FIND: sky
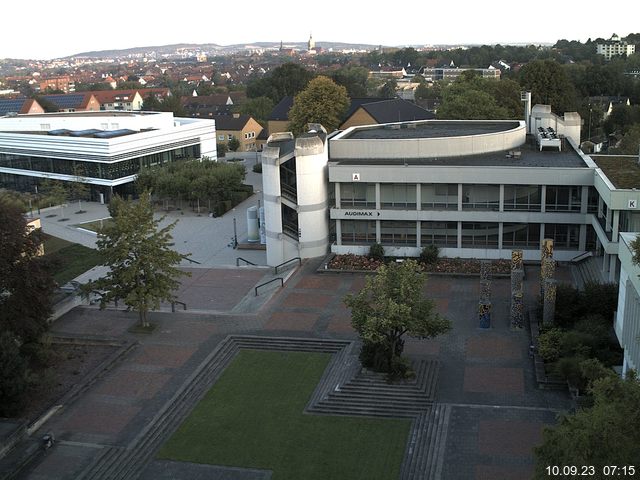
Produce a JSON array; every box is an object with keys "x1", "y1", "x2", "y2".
[{"x1": 2, "y1": 0, "x2": 639, "y2": 60}]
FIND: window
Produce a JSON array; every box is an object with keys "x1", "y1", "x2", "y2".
[
  {"x1": 421, "y1": 221, "x2": 457, "y2": 247},
  {"x1": 545, "y1": 186, "x2": 581, "y2": 212},
  {"x1": 502, "y1": 223, "x2": 540, "y2": 248},
  {"x1": 503, "y1": 185, "x2": 541, "y2": 211},
  {"x1": 462, "y1": 185, "x2": 499, "y2": 211},
  {"x1": 544, "y1": 224, "x2": 580, "y2": 249},
  {"x1": 380, "y1": 221, "x2": 416, "y2": 245},
  {"x1": 461, "y1": 222, "x2": 499, "y2": 247},
  {"x1": 421, "y1": 184, "x2": 458, "y2": 210},
  {"x1": 380, "y1": 184, "x2": 416, "y2": 209},
  {"x1": 341, "y1": 220, "x2": 376, "y2": 244},
  {"x1": 228, "y1": 134, "x2": 233, "y2": 141},
  {"x1": 218, "y1": 135, "x2": 225, "y2": 141},
  {"x1": 340, "y1": 183, "x2": 375, "y2": 208}
]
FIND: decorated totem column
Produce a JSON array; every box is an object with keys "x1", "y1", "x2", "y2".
[
  {"x1": 510, "y1": 250, "x2": 524, "y2": 330},
  {"x1": 479, "y1": 260, "x2": 492, "y2": 328},
  {"x1": 543, "y1": 279, "x2": 557, "y2": 326},
  {"x1": 540, "y1": 238, "x2": 557, "y2": 326}
]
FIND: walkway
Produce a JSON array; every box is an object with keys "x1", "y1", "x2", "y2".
[{"x1": 11, "y1": 259, "x2": 572, "y2": 480}]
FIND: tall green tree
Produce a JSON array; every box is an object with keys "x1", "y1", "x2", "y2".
[
  {"x1": 84, "y1": 193, "x2": 190, "y2": 327},
  {"x1": 519, "y1": 60, "x2": 577, "y2": 113},
  {"x1": 534, "y1": 370, "x2": 640, "y2": 477},
  {"x1": 0, "y1": 198, "x2": 54, "y2": 345},
  {"x1": 344, "y1": 260, "x2": 451, "y2": 374},
  {"x1": 379, "y1": 79, "x2": 398, "y2": 98},
  {"x1": 611, "y1": 124, "x2": 640, "y2": 154},
  {"x1": 288, "y1": 76, "x2": 349, "y2": 134},
  {"x1": 330, "y1": 65, "x2": 369, "y2": 98},
  {"x1": 238, "y1": 96, "x2": 274, "y2": 126},
  {"x1": 247, "y1": 63, "x2": 314, "y2": 103}
]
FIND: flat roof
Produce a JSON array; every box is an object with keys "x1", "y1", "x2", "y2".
[
  {"x1": 342, "y1": 121, "x2": 521, "y2": 140},
  {"x1": 592, "y1": 155, "x2": 640, "y2": 189},
  {"x1": 9, "y1": 111, "x2": 159, "y2": 118},
  {"x1": 331, "y1": 139, "x2": 588, "y2": 168}
]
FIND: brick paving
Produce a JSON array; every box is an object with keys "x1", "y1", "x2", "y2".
[{"x1": 16, "y1": 260, "x2": 576, "y2": 480}]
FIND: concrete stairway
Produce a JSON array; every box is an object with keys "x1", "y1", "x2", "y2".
[{"x1": 574, "y1": 256, "x2": 606, "y2": 289}]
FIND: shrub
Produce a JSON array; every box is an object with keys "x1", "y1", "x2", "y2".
[
  {"x1": 554, "y1": 356, "x2": 587, "y2": 390},
  {"x1": 369, "y1": 243, "x2": 385, "y2": 261},
  {"x1": 252, "y1": 163, "x2": 262, "y2": 173},
  {"x1": 216, "y1": 142, "x2": 227, "y2": 157},
  {"x1": 419, "y1": 245, "x2": 440, "y2": 265},
  {"x1": 0, "y1": 331, "x2": 29, "y2": 417},
  {"x1": 537, "y1": 328, "x2": 563, "y2": 362},
  {"x1": 554, "y1": 283, "x2": 583, "y2": 328},
  {"x1": 582, "y1": 282, "x2": 618, "y2": 320}
]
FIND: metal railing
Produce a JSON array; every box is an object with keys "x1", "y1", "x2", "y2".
[
  {"x1": 171, "y1": 301, "x2": 187, "y2": 312},
  {"x1": 274, "y1": 257, "x2": 301, "y2": 274},
  {"x1": 255, "y1": 277, "x2": 283, "y2": 296},
  {"x1": 236, "y1": 257, "x2": 257, "y2": 266},
  {"x1": 570, "y1": 251, "x2": 593, "y2": 263},
  {"x1": 181, "y1": 255, "x2": 201, "y2": 265}
]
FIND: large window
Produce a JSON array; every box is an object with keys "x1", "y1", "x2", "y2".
[
  {"x1": 461, "y1": 222, "x2": 499, "y2": 247},
  {"x1": 587, "y1": 186, "x2": 599, "y2": 214},
  {"x1": 420, "y1": 221, "x2": 458, "y2": 247},
  {"x1": 545, "y1": 186, "x2": 581, "y2": 212},
  {"x1": 340, "y1": 183, "x2": 376, "y2": 209},
  {"x1": 544, "y1": 223, "x2": 580, "y2": 249},
  {"x1": 380, "y1": 221, "x2": 417, "y2": 245},
  {"x1": 281, "y1": 204, "x2": 298, "y2": 239},
  {"x1": 502, "y1": 223, "x2": 541, "y2": 248},
  {"x1": 421, "y1": 184, "x2": 458, "y2": 210},
  {"x1": 462, "y1": 185, "x2": 499, "y2": 211},
  {"x1": 279, "y1": 158, "x2": 297, "y2": 202},
  {"x1": 380, "y1": 184, "x2": 416, "y2": 210},
  {"x1": 341, "y1": 220, "x2": 376, "y2": 245},
  {"x1": 503, "y1": 185, "x2": 541, "y2": 211}
]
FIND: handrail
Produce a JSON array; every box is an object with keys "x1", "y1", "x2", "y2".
[
  {"x1": 236, "y1": 257, "x2": 257, "y2": 266},
  {"x1": 255, "y1": 277, "x2": 283, "y2": 296},
  {"x1": 274, "y1": 257, "x2": 302, "y2": 274},
  {"x1": 181, "y1": 255, "x2": 201, "y2": 265},
  {"x1": 570, "y1": 251, "x2": 593, "y2": 263},
  {"x1": 171, "y1": 301, "x2": 187, "y2": 312}
]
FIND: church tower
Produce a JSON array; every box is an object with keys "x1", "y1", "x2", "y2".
[{"x1": 308, "y1": 33, "x2": 315, "y2": 52}]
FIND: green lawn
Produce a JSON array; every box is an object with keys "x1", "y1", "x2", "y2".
[
  {"x1": 75, "y1": 218, "x2": 113, "y2": 233},
  {"x1": 159, "y1": 350, "x2": 411, "y2": 480},
  {"x1": 43, "y1": 235, "x2": 102, "y2": 285}
]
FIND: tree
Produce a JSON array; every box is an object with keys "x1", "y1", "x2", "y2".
[
  {"x1": 611, "y1": 125, "x2": 640, "y2": 154},
  {"x1": 69, "y1": 165, "x2": 90, "y2": 212},
  {"x1": 344, "y1": 260, "x2": 451, "y2": 376},
  {"x1": 519, "y1": 60, "x2": 577, "y2": 113},
  {"x1": 228, "y1": 137, "x2": 241, "y2": 152},
  {"x1": 0, "y1": 331, "x2": 29, "y2": 416},
  {"x1": 84, "y1": 193, "x2": 190, "y2": 327},
  {"x1": 534, "y1": 370, "x2": 640, "y2": 477},
  {"x1": 238, "y1": 96, "x2": 274, "y2": 126},
  {"x1": 379, "y1": 79, "x2": 397, "y2": 98},
  {"x1": 288, "y1": 76, "x2": 349, "y2": 134},
  {"x1": 330, "y1": 65, "x2": 369, "y2": 98},
  {"x1": 0, "y1": 198, "x2": 54, "y2": 341},
  {"x1": 246, "y1": 63, "x2": 314, "y2": 103}
]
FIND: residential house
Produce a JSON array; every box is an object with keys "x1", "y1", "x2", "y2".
[
  {"x1": 91, "y1": 90, "x2": 144, "y2": 111},
  {"x1": 340, "y1": 99, "x2": 435, "y2": 130},
  {"x1": 0, "y1": 98, "x2": 45, "y2": 116},
  {"x1": 597, "y1": 34, "x2": 636, "y2": 60},
  {"x1": 40, "y1": 93, "x2": 100, "y2": 112},
  {"x1": 39, "y1": 76, "x2": 75, "y2": 93},
  {"x1": 214, "y1": 114, "x2": 263, "y2": 152}
]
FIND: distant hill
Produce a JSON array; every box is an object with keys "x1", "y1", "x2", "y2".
[{"x1": 69, "y1": 41, "x2": 384, "y2": 59}]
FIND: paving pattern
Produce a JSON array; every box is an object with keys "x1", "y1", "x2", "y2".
[{"x1": 10, "y1": 259, "x2": 574, "y2": 480}]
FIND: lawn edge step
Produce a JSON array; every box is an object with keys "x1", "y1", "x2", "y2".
[{"x1": 307, "y1": 407, "x2": 420, "y2": 419}]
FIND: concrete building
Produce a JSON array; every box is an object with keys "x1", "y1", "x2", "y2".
[
  {"x1": 419, "y1": 66, "x2": 501, "y2": 81},
  {"x1": 0, "y1": 111, "x2": 216, "y2": 201},
  {"x1": 596, "y1": 34, "x2": 636, "y2": 60}
]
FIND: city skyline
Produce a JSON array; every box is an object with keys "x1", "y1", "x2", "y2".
[{"x1": 2, "y1": 0, "x2": 639, "y2": 60}]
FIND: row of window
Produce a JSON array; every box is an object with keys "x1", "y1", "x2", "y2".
[
  {"x1": 339, "y1": 220, "x2": 592, "y2": 250},
  {"x1": 0, "y1": 145, "x2": 200, "y2": 180},
  {"x1": 338, "y1": 183, "x2": 598, "y2": 213}
]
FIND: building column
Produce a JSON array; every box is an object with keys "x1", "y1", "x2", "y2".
[
  {"x1": 416, "y1": 221, "x2": 422, "y2": 248},
  {"x1": 499, "y1": 184, "x2": 504, "y2": 212},
  {"x1": 335, "y1": 219, "x2": 342, "y2": 246},
  {"x1": 605, "y1": 207, "x2": 612, "y2": 233},
  {"x1": 598, "y1": 196, "x2": 604, "y2": 219},
  {"x1": 498, "y1": 222, "x2": 504, "y2": 251},
  {"x1": 603, "y1": 253, "x2": 609, "y2": 275},
  {"x1": 540, "y1": 185, "x2": 546, "y2": 213},
  {"x1": 458, "y1": 184, "x2": 463, "y2": 211},
  {"x1": 375, "y1": 183, "x2": 381, "y2": 210},
  {"x1": 580, "y1": 185, "x2": 589, "y2": 214},
  {"x1": 416, "y1": 184, "x2": 421, "y2": 211},
  {"x1": 376, "y1": 220, "x2": 381, "y2": 243},
  {"x1": 457, "y1": 221, "x2": 462, "y2": 249},
  {"x1": 612, "y1": 210, "x2": 620, "y2": 239},
  {"x1": 335, "y1": 183, "x2": 341, "y2": 209},
  {"x1": 539, "y1": 224, "x2": 545, "y2": 249},
  {"x1": 579, "y1": 224, "x2": 587, "y2": 251},
  {"x1": 609, "y1": 254, "x2": 618, "y2": 282}
]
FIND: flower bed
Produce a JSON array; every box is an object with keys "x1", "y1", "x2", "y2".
[{"x1": 327, "y1": 254, "x2": 511, "y2": 275}]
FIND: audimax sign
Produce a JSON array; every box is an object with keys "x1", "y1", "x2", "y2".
[{"x1": 344, "y1": 211, "x2": 381, "y2": 217}]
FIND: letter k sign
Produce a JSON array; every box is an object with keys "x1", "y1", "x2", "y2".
[{"x1": 629, "y1": 199, "x2": 637, "y2": 209}]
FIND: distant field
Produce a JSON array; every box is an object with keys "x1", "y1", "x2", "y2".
[
  {"x1": 42, "y1": 234, "x2": 102, "y2": 285},
  {"x1": 159, "y1": 349, "x2": 411, "y2": 480}
]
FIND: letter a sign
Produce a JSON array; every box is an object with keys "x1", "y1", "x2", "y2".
[{"x1": 352, "y1": 173, "x2": 361, "y2": 181}]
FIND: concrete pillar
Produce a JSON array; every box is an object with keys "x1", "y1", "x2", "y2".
[
  {"x1": 498, "y1": 222, "x2": 504, "y2": 250},
  {"x1": 376, "y1": 220, "x2": 381, "y2": 243},
  {"x1": 335, "y1": 183, "x2": 341, "y2": 209},
  {"x1": 458, "y1": 184, "x2": 463, "y2": 211},
  {"x1": 457, "y1": 221, "x2": 462, "y2": 249},
  {"x1": 612, "y1": 210, "x2": 620, "y2": 239},
  {"x1": 540, "y1": 185, "x2": 546, "y2": 213},
  {"x1": 579, "y1": 224, "x2": 587, "y2": 251},
  {"x1": 416, "y1": 184, "x2": 421, "y2": 211},
  {"x1": 609, "y1": 254, "x2": 618, "y2": 282},
  {"x1": 542, "y1": 278, "x2": 557, "y2": 326},
  {"x1": 335, "y1": 219, "x2": 342, "y2": 246},
  {"x1": 375, "y1": 183, "x2": 381, "y2": 210},
  {"x1": 416, "y1": 221, "x2": 421, "y2": 248},
  {"x1": 499, "y1": 184, "x2": 504, "y2": 212},
  {"x1": 605, "y1": 207, "x2": 612, "y2": 232},
  {"x1": 581, "y1": 185, "x2": 589, "y2": 214}
]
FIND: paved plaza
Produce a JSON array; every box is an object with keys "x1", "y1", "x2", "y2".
[{"x1": 4, "y1": 254, "x2": 574, "y2": 480}]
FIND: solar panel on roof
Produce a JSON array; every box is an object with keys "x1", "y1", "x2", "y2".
[
  {"x1": 42, "y1": 94, "x2": 85, "y2": 109},
  {"x1": 70, "y1": 129, "x2": 102, "y2": 137},
  {"x1": 93, "y1": 129, "x2": 136, "y2": 139},
  {"x1": 48, "y1": 129, "x2": 71, "y2": 136},
  {"x1": 0, "y1": 99, "x2": 26, "y2": 115}
]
